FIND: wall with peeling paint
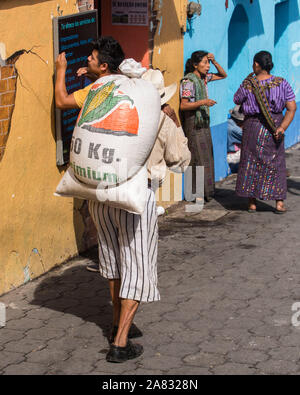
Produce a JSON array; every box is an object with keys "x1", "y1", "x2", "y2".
[{"x1": 0, "y1": 0, "x2": 97, "y2": 296}]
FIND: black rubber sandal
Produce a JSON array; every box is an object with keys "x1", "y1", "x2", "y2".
[
  {"x1": 274, "y1": 208, "x2": 287, "y2": 214},
  {"x1": 106, "y1": 340, "x2": 143, "y2": 363}
]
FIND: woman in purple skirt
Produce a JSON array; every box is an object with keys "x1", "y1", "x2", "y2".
[{"x1": 234, "y1": 51, "x2": 297, "y2": 213}]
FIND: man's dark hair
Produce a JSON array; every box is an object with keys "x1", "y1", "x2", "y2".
[{"x1": 92, "y1": 36, "x2": 125, "y2": 72}]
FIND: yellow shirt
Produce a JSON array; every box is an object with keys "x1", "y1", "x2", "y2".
[{"x1": 73, "y1": 83, "x2": 93, "y2": 108}]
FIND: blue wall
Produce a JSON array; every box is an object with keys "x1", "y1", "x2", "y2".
[{"x1": 184, "y1": 0, "x2": 300, "y2": 180}]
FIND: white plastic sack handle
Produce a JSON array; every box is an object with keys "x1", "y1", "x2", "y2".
[{"x1": 119, "y1": 58, "x2": 147, "y2": 78}]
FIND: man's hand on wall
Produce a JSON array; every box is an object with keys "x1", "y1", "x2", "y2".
[{"x1": 55, "y1": 52, "x2": 68, "y2": 72}]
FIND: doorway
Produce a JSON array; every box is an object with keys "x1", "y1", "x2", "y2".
[
  {"x1": 227, "y1": 4, "x2": 250, "y2": 109},
  {"x1": 94, "y1": 0, "x2": 150, "y2": 67},
  {"x1": 274, "y1": 0, "x2": 289, "y2": 78}
]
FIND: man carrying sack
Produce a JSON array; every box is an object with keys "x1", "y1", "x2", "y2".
[{"x1": 55, "y1": 37, "x2": 190, "y2": 363}]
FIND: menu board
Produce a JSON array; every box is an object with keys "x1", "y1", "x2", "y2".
[
  {"x1": 53, "y1": 10, "x2": 98, "y2": 165},
  {"x1": 112, "y1": 1, "x2": 148, "y2": 26}
]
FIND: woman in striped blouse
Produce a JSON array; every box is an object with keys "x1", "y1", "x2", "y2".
[
  {"x1": 180, "y1": 51, "x2": 227, "y2": 202},
  {"x1": 234, "y1": 51, "x2": 297, "y2": 213}
]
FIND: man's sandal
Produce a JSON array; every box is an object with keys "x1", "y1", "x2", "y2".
[{"x1": 106, "y1": 340, "x2": 143, "y2": 363}]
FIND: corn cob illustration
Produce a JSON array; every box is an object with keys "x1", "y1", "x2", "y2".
[{"x1": 78, "y1": 80, "x2": 134, "y2": 127}]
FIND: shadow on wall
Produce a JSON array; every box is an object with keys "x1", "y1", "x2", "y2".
[
  {"x1": 227, "y1": 3, "x2": 250, "y2": 108},
  {"x1": 232, "y1": 0, "x2": 264, "y2": 38},
  {"x1": 73, "y1": 198, "x2": 98, "y2": 255},
  {"x1": 228, "y1": 4, "x2": 249, "y2": 70},
  {"x1": 275, "y1": 0, "x2": 300, "y2": 46},
  {"x1": 151, "y1": 0, "x2": 183, "y2": 45}
]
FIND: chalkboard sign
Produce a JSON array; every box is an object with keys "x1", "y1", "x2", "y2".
[{"x1": 53, "y1": 10, "x2": 98, "y2": 165}]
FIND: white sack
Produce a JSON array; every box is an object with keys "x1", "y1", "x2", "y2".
[
  {"x1": 55, "y1": 73, "x2": 160, "y2": 214},
  {"x1": 119, "y1": 58, "x2": 147, "y2": 78},
  {"x1": 69, "y1": 74, "x2": 160, "y2": 187},
  {"x1": 55, "y1": 165, "x2": 148, "y2": 215}
]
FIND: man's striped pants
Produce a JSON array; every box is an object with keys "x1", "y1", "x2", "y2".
[{"x1": 88, "y1": 188, "x2": 160, "y2": 302}]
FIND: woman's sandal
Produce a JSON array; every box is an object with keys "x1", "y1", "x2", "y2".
[
  {"x1": 248, "y1": 198, "x2": 257, "y2": 213},
  {"x1": 275, "y1": 202, "x2": 287, "y2": 214}
]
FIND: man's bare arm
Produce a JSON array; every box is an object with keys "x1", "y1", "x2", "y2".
[{"x1": 55, "y1": 52, "x2": 79, "y2": 109}]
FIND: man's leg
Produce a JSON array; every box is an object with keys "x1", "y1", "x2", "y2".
[
  {"x1": 106, "y1": 189, "x2": 159, "y2": 362},
  {"x1": 108, "y1": 279, "x2": 143, "y2": 344},
  {"x1": 108, "y1": 279, "x2": 121, "y2": 327},
  {"x1": 113, "y1": 299, "x2": 140, "y2": 347},
  {"x1": 106, "y1": 297, "x2": 143, "y2": 363}
]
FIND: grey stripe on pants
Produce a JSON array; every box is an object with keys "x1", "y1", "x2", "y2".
[{"x1": 88, "y1": 188, "x2": 160, "y2": 303}]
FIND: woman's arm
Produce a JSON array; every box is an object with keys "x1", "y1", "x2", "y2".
[
  {"x1": 274, "y1": 100, "x2": 297, "y2": 140},
  {"x1": 180, "y1": 79, "x2": 216, "y2": 111},
  {"x1": 207, "y1": 53, "x2": 227, "y2": 81},
  {"x1": 180, "y1": 98, "x2": 216, "y2": 111},
  {"x1": 234, "y1": 85, "x2": 247, "y2": 105}
]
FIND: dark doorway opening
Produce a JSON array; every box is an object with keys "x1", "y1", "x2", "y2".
[{"x1": 227, "y1": 4, "x2": 250, "y2": 108}]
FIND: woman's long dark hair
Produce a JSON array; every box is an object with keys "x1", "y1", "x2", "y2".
[
  {"x1": 253, "y1": 51, "x2": 274, "y2": 73},
  {"x1": 185, "y1": 50, "x2": 209, "y2": 74}
]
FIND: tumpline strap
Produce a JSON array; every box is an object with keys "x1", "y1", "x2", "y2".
[{"x1": 245, "y1": 73, "x2": 277, "y2": 134}]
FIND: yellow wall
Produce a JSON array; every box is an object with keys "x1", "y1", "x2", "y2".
[
  {"x1": 151, "y1": 0, "x2": 187, "y2": 208},
  {"x1": 151, "y1": 0, "x2": 186, "y2": 113},
  {"x1": 0, "y1": 0, "x2": 86, "y2": 295},
  {"x1": 0, "y1": 0, "x2": 187, "y2": 295}
]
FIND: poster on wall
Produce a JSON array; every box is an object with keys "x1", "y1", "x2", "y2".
[
  {"x1": 112, "y1": 1, "x2": 148, "y2": 26},
  {"x1": 53, "y1": 10, "x2": 98, "y2": 166}
]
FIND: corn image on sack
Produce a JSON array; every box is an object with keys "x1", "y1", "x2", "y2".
[{"x1": 55, "y1": 74, "x2": 161, "y2": 214}]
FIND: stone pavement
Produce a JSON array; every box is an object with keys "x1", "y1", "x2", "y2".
[{"x1": 1, "y1": 145, "x2": 300, "y2": 375}]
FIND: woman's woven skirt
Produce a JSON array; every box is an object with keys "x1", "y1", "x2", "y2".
[
  {"x1": 183, "y1": 114, "x2": 215, "y2": 200},
  {"x1": 236, "y1": 113, "x2": 287, "y2": 200}
]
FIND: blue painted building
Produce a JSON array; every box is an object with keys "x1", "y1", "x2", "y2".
[{"x1": 184, "y1": 0, "x2": 300, "y2": 181}]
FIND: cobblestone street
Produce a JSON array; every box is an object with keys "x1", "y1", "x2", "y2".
[{"x1": 1, "y1": 145, "x2": 300, "y2": 375}]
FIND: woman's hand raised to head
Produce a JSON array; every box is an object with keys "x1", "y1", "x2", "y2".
[{"x1": 207, "y1": 53, "x2": 215, "y2": 63}]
